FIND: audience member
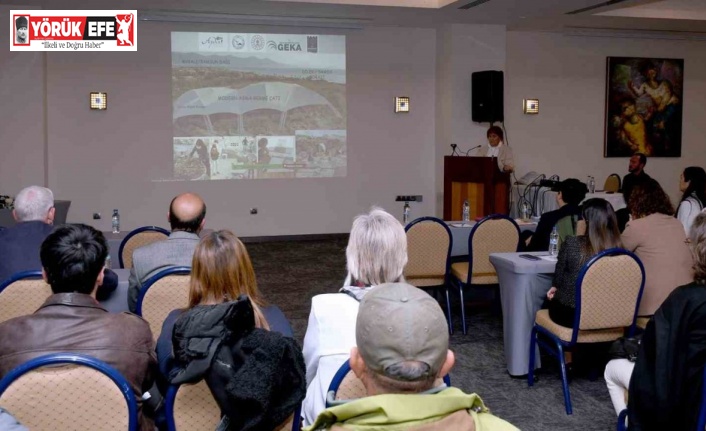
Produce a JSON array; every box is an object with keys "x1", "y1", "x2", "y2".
[
  {"x1": 475, "y1": 126, "x2": 514, "y2": 172},
  {"x1": 163, "y1": 233, "x2": 302, "y2": 429},
  {"x1": 546, "y1": 198, "x2": 622, "y2": 327},
  {"x1": 0, "y1": 186, "x2": 117, "y2": 299},
  {"x1": 526, "y1": 178, "x2": 588, "y2": 251},
  {"x1": 305, "y1": 283, "x2": 518, "y2": 430},
  {"x1": 156, "y1": 230, "x2": 292, "y2": 377},
  {"x1": 301, "y1": 207, "x2": 407, "y2": 425},
  {"x1": 676, "y1": 166, "x2": 706, "y2": 235},
  {"x1": 617, "y1": 153, "x2": 651, "y2": 231},
  {"x1": 625, "y1": 212, "x2": 706, "y2": 430},
  {"x1": 622, "y1": 179, "x2": 693, "y2": 316},
  {"x1": 128, "y1": 192, "x2": 206, "y2": 312},
  {"x1": 0, "y1": 224, "x2": 156, "y2": 431}
]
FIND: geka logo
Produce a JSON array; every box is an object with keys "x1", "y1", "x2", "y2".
[
  {"x1": 267, "y1": 40, "x2": 302, "y2": 52},
  {"x1": 11, "y1": 10, "x2": 137, "y2": 51}
]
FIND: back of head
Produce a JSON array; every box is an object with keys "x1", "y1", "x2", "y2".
[
  {"x1": 346, "y1": 207, "x2": 407, "y2": 286},
  {"x1": 635, "y1": 153, "x2": 647, "y2": 166},
  {"x1": 628, "y1": 179, "x2": 674, "y2": 218},
  {"x1": 168, "y1": 193, "x2": 206, "y2": 233},
  {"x1": 558, "y1": 178, "x2": 588, "y2": 206},
  {"x1": 582, "y1": 198, "x2": 622, "y2": 254},
  {"x1": 40, "y1": 223, "x2": 107, "y2": 294},
  {"x1": 14, "y1": 186, "x2": 54, "y2": 222},
  {"x1": 691, "y1": 213, "x2": 706, "y2": 285},
  {"x1": 681, "y1": 166, "x2": 706, "y2": 204},
  {"x1": 189, "y1": 230, "x2": 269, "y2": 329},
  {"x1": 356, "y1": 283, "x2": 449, "y2": 394}
]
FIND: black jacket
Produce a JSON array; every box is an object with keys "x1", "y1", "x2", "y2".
[
  {"x1": 170, "y1": 297, "x2": 306, "y2": 431},
  {"x1": 628, "y1": 282, "x2": 706, "y2": 430}
]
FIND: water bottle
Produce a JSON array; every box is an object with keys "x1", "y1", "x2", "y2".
[
  {"x1": 462, "y1": 200, "x2": 470, "y2": 222},
  {"x1": 549, "y1": 225, "x2": 559, "y2": 256},
  {"x1": 111, "y1": 209, "x2": 120, "y2": 234},
  {"x1": 521, "y1": 201, "x2": 530, "y2": 221},
  {"x1": 403, "y1": 202, "x2": 410, "y2": 225},
  {"x1": 105, "y1": 254, "x2": 112, "y2": 269},
  {"x1": 588, "y1": 176, "x2": 596, "y2": 194}
]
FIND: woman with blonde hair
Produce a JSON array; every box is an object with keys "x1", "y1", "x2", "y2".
[
  {"x1": 301, "y1": 207, "x2": 407, "y2": 425},
  {"x1": 156, "y1": 230, "x2": 292, "y2": 376}
]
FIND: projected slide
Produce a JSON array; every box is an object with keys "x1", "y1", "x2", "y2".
[{"x1": 171, "y1": 32, "x2": 346, "y2": 180}]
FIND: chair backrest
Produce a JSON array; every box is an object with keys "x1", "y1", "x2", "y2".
[
  {"x1": 404, "y1": 217, "x2": 452, "y2": 287},
  {"x1": 0, "y1": 271, "x2": 52, "y2": 324},
  {"x1": 0, "y1": 353, "x2": 138, "y2": 431},
  {"x1": 119, "y1": 226, "x2": 170, "y2": 269},
  {"x1": 572, "y1": 248, "x2": 645, "y2": 342},
  {"x1": 467, "y1": 214, "x2": 520, "y2": 284},
  {"x1": 604, "y1": 174, "x2": 621, "y2": 193},
  {"x1": 136, "y1": 267, "x2": 191, "y2": 341},
  {"x1": 166, "y1": 381, "x2": 221, "y2": 431},
  {"x1": 326, "y1": 359, "x2": 451, "y2": 407}
]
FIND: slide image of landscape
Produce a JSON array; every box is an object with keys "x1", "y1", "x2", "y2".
[{"x1": 294, "y1": 129, "x2": 346, "y2": 178}]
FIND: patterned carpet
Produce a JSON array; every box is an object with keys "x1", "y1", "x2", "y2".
[{"x1": 246, "y1": 238, "x2": 618, "y2": 431}]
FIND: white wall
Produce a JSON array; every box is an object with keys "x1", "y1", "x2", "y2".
[
  {"x1": 505, "y1": 31, "x2": 706, "y2": 203},
  {"x1": 434, "y1": 24, "x2": 506, "y2": 215},
  {"x1": 41, "y1": 23, "x2": 437, "y2": 235}
]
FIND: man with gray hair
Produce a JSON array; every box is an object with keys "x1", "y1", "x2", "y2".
[
  {"x1": 0, "y1": 186, "x2": 117, "y2": 298},
  {"x1": 306, "y1": 283, "x2": 518, "y2": 430}
]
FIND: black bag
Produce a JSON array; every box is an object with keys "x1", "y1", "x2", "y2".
[{"x1": 608, "y1": 334, "x2": 642, "y2": 362}]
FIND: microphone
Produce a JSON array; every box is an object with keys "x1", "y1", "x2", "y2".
[{"x1": 465, "y1": 145, "x2": 481, "y2": 156}]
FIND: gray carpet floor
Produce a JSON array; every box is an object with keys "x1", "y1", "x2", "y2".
[{"x1": 246, "y1": 238, "x2": 618, "y2": 431}]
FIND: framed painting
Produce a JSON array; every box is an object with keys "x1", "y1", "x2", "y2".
[{"x1": 604, "y1": 57, "x2": 684, "y2": 157}]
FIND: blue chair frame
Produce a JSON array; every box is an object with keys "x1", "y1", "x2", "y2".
[
  {"x1": 326, "y1": 359, "x2": 451, "y2": 408},
  {"x1": 0, "y1": 353, "x2": 139, "y2": 431},
  {"x1": 118, "y1": 226, "x2": 170, "y2": 268},
  {"x1": 0, "y1": 270, "x2": 43, "y2": 293},
  {"x1": 451, "y1": 214, "x2": 520, "y2": 335},
  {"x1": 405, "y1": 216, "x2": 454, "y2": 334},
  {"x1": 135, "y1": 266, "x2": 191, "y2": 316},
  {"x1": 528, "y1": 248, "x2": 645, "y2": 415},
  {"x1": 165, "y1": 383, "x2": 302, "y2": 431}
]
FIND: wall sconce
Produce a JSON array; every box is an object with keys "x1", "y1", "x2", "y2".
[
  {"x1": 522, "y1": 99, "x2": 539, "y2": 114},
  {"x1": 395, "y1": 96, "x2": 410, "y2": 113},
  {"x1": 90, "y1": 92, "x2": 107, "y2": 110}
]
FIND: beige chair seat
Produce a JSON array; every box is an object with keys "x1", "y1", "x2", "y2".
[
  {"x1": 405, "y1": 276, "x2": 445, "y2": 287},
  {"x1": 0, "y1": 273, "x2": 52, "y2": 324},
  {"x1": 450, "y1": 262, "x2": 498, "y2": 285},
  {"x1": 535, "y1": 309, "x2": 624, "y2": 343},
  {"x1": 636, "y1": 316, "x2": 650, "y2": 329}
]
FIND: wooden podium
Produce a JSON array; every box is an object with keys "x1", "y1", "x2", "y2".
[{"x1": 443, "y1": 156, "x2": 510, "y2": 220}]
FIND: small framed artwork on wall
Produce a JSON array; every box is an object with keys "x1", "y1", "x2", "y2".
[{"x1": 604, "y1": 57, "x2": 684, "y2": 157}]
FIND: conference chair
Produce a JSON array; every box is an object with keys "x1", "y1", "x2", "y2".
[
  {"x1": 528, "y1": 248, "x2": 645, "y2": 415},
  {"x1": 604, "y1": 174, "x2": 621, "y2": 193},
  {"x1": 326, "y1": 359, "x2": 451, "y2": 407},
  {"x1": 136, "y1": 266, "x2": 191, "y2": 342},
  {"x1": 166, "y1": 381, "x2": 302, "y2": 431},
  {"x1": 0, "y1": 353, "x2": 139, "y2": 431},
  {"x1": 0, "y1": 270, "x2": 51, "y2": 324},
  {"x1": 118, "y1": 226, "x2": 170, "y2": 269},
  {"x1": 165, "y1": 381, "x2": 221, "y2": 431},
  {"x1": 450, "y1": 214, "x2": 520, "y2": 334},
  {"x1": 404, "y1": 216, "x2": 453, "y2": 333}
]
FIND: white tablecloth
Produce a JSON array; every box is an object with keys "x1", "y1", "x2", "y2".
[
  {"x1": 489, "y1": 252, "x2": 557, "y2": 376},
  {"x1": 510, "y1": 186, "x2": 626, "y2": 219},
  {"x1": 99, "y1": 268, "x2": 129, "y2": 313}
]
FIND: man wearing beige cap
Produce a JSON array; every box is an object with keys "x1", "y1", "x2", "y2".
[{"x1": 305, "y1": 283, "x2": 518, "y2": 430}]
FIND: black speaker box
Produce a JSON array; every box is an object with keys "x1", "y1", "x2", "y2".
[{"x1": 472, "y1": 70, "x2": 504, "y2": 123}]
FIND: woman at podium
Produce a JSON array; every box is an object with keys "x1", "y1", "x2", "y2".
[{"x1": 475, "y1": 126, "x2": 514, "y2": 172}]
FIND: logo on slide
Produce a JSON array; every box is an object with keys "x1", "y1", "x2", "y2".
[
  {"x1": 231, "y1": 35, "x2": 245, "y2": 50},
  {"x1": 307, "y1": 36, "x2": 318, "y2": 53},
  {"x1": 10, "y1": 10, "x2": 137, "y2": 51},
  {"x1": 266, "y1": 40, "x2": 302, "y2": 52},
  {"x1": 250, "y1": 34, "x2": 265, "y2": 51}
]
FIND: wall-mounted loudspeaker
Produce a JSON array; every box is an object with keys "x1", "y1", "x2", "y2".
[{"x1": 471, "y1": 70, "x2": 504, "y2": 123}]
